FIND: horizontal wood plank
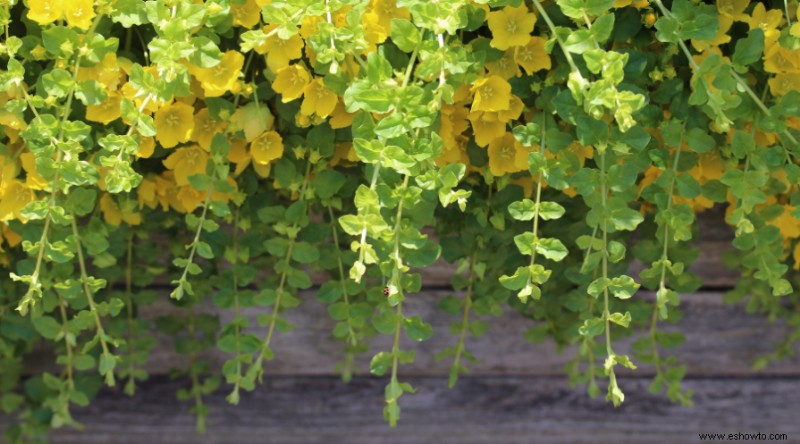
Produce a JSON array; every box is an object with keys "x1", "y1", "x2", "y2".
[
  {"x1": 26, "y1": 290, "x2": 798, "y2": 378},
  {"x1": 4, "y1": 375, "x2": 797, "y2": 444}
]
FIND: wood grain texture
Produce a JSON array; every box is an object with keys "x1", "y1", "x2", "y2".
[
  {"x1": 4, "y1": 375, "x2": 797, "y2": 444},
  {"x1": 24, "y1": 290, "x2": 797, "y2": 378}
]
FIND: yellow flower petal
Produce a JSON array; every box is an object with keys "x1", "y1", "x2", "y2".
[
  {"x1": 272, "y1": 64, "x2": 310, "y2": 102},
  {"x1": 154, "y1": 102, "x2": 195, "y2": 148},
  {"x1": 300, "y1": 78, "x2": 338, "y2": 118},
  {"x1": 163, "y1": 146, "x2": 209, "y2": 186},
  {"x1": 488, "y1": 6, "x2": 536, "y2": 51},
  {"x1": 27, "y1": 0, "x2": 64, "y2": 25},
  {"x1": 64, "y1": 0, "x2": 95, "y2": 30},
  {"x1": 250, "y1": 131, "x2": 284, "y2": 165},
  {"x1": 470, "y1": 76, "x2": 512, "y2": 113},
  {"x1": 488, "y1": 133, "x2": 528, "y2": 176}
]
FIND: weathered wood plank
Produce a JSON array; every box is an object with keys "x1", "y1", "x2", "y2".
[
  {"x1": 5, "y1": 375, "x2": 797, "y2": 444},
  {"x1": 26, "y1": 291, "x2": 797, "y2": 378}
]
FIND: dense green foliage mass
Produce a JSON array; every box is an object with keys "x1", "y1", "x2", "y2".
[{"x1": 2, "y1": 0, "x2": 800, "y2": 441}]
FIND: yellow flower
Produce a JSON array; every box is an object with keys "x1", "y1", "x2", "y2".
[
  {"x1": 177, "y1": 186, "x2": 205, "y2": 213},
  {"x1": 136, "y1": 136, "x2": 155, "y2": 158},
  {"x1": 769, "y1": 205, "x2": 800, "y2": 240},
  {"x1": 99, "y1": 194, "x2": 141, "y2": 226},
  {"x1": 329, "y1": 142, "x2": 359, "y2": 167},
  {"x1": 250, "y1": 131, "x2": 284, "y2": 165},
  {"x1": 191, "y1": 51, "x2": 244, "y2": 97},
  {"x1": 468, "y1": 111, "x2": 507, "y2": 147},
  {"x1": 769, "y1": 72, "x2": 800, "y2": 96},
  {"x1": 329, "y1": 100, "x2": 354, "y2": 129},
  {"x1": 272, "y1": 64, "x2": 310, "y2": 102},
  {"x1": 497, "y1": 95, "x2": 524, "y2": 122},
  {"x1": 138, "y1": 176, "x2": 159, "y2": 209},
  {"x1": 231, "y1": 0, "x2": 261, "y2": 28},
  {"x1": 192, "y1": 108, "x2": 224, "y2": 150},
  {"x1": 470, "y1": 76, "x2": 512, "y2": 112},
  {"x1": 0, "y1": 180, "x2": 34, "y2": 222},
  {"x1": 370, "y1": 0, "x2": 410, "y2": 30},
  {"x1": 86, "y1": 92, "x2": 122, "y2": 125},
  {"x1": 227, "y1": 137, "x2": 252, "y2": 176},
  {"x1": 20, "y1": 153, "x2": 47, "y2": 190},
  {"x1": 163, "y1": 146, "x2": 209, "y2": 186},
  {"x1": 256, "y1": 25, "x2": 305, "y2": 72},
  {"x1": 488, "y1": 6, "x2": 536, "y2": 51},
  {"x1": 794, "y1": 242, "x2": 800, "y2": 270},
  {"x1": 64, "y1": 0, "x2": 96, "y2": 30},
  {"x1": 614, "y1": 0, "x2": 649, "y2": 7},
  {"x1": 78, "y1": 54, "x2": 123, "y2": 89},
  {"x1": 747, "y1": 3, "x2": 782, "y2": 48},
  {"x1": 764, "y1": 44, "x2": 800, "y2": 74},
  {"x1": 717, "y1": 0, "x2": 749, "y2": 22},
  {"x1": 27, "y1": 0, "x2": 63, "y2": 25},
  {"x1": 487, "y1": 51, "x2": 522, "y2": 79},
  {"x1": 488, "y1": 133, "x2": 529, "y2": 176},
  {"x1": 515, "y1": 37, "x2": 551, "y2": 75},
  {"x1": 300, "y1": 78, "x2": 338, "y2": 118},
  {"x1": 154, "y1": 102, "x2": 195, "y2": 148}
]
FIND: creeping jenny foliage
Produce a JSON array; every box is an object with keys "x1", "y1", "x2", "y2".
[{"x1": 1, "y1": 0, "x2": 800, "y2": 439}]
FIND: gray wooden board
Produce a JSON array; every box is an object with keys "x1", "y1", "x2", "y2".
[
  {"x1": 2, "y1": 375, "x2": 798, "y2": 444},
  {"x1": 24, "y1": 291, "x2": 800, "y2": 377}
]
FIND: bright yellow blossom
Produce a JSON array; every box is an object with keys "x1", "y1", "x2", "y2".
[
  {"x1": 137, "y1": 176, "x2": 159, "y2": 209},
  {"x1": 27, "y1": 0, "x2": 63, "y2": 25},
  {"x1": 192, "y1": 109, "x2": 224, "y2": 150},
  {"x1": 231, "y1": 0, "x2": 261, "y2": 28},
  {"x1": 487, "y1": 51, "x2": 522, "y2": 79},
  {"x1": 515, "y1": 37, "x2": 551, "y2": 75},
  {"x1": 469, "y1": 111, "x2": 507, "y2": 147},
  {"x1": 256, "y1": 25, "x2": 305, "y2": 72},
  {"x1": 764, "y1": 44, "x2": 800, "y2": 74},
  {"x1": 488, "y1": 133, "x2": 529, "y2": 176},
  {"x1": 136, "y1": 137, "x2": 155, "y2": 158},
  {"x1": 747, "y1": 3, "x2": 783, "y2": 48},
  {"x1": 488, "y1": 6, "x2": 536, "y2": 51},
  {"x1": 272, "y1": 64, "x2": 310, "y2": 102},
  {"x1": 86, "y1": 92, "x2": 122, "y2": 125},
  {"x1": 20, "y1": 153, "x2": 47, "y2": 190},
  {"x1": 769, "y1": 205, "x2": 800, "y2": 239},
  {"x1": 154, "y1": 102, "x2": 195, "y2": 148},
  {"x1": 250, "y1": 131, "x2": 284, "y2": 165},
  {"x1": 329, "y1": 100, "x2": 354, "y2": 129},
  {"x1": 64, "y1": 0, "x2": 96, "y2": 30},
  {"x1": 717, "y1": 0, "x2": 749, "y2": 22},
  {"x1": 471, "y1": 76, "x2": 512, "y2": 113},
  {"x1": 191, "y1": 51, "x2": 244, "y2": 97},
  {"x1": 163, "y1": 146, "x2": 209, "y2": 186},
  {"x1": 227, "y1": 137, "x2": 252, "y2": 176},
  {"x1": 769, "y1": 72, "x2": 800, "y2": 96},
  {"x1": 300, "y1": 78, "x2": 338, "y2": 118},
  {"x1": 0, "y1": 180, "x2": 34, "y2": 222}
]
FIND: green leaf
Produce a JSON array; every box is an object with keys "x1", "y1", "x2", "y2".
[
  {"x1": 390, "y1": 19, "x2": 420, "y2": 53},
  {"x1": 607, "y1": 311, "x2": 632, "y2": 328},
  {"x1": 370, "y1": 352, "x2": 393, "y2": 376},
  {"x1": 535, "y1": 238, "x2": 569, "y2": 261},
  {"x1": 499, "y1": 266, "x2": 529, "y2": 291},
  {"x1": 732, "y1": 28, "x2": 765, "y2": 67},
  {"x1": 403, "y1": 316, "x2": 433, "y2": 341},
  {"x1": 685, "y1": 128, "x2": 715, "y2": 153},
  {"x1": 508, "y1": 199, "x2": 536, "y2": 221}
]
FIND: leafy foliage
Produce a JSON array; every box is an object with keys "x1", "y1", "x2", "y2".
[{"x1": 1, "y1": 0, "x2": 800, "y2": 440}]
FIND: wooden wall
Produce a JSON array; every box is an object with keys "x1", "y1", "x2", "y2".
[{"x1": 2, "y1": 213, "x2": 800, "y2": 444}]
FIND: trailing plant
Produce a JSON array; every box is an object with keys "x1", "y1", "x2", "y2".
[{"x1": 1, "y1": 0, "x2": 800, "y2": 440}]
